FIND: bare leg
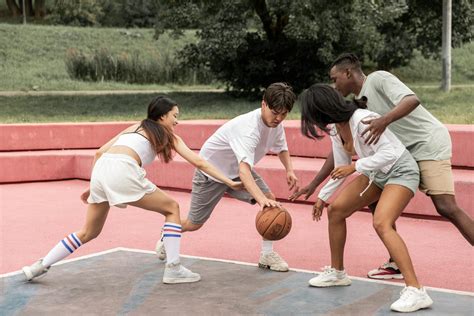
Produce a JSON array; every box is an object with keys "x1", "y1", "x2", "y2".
[
  {"x1": 76, "y1": 202, "x2": 110, "y2": 244},
  {"x1": 373, "y1": 185, "x2": 419, "y2": 288},
  {"x1": 328, "y1": 175, "x2": 381, "y2": 270},
  {"x1": 128, "y1": 188, "x2": 180, "y2": 221},
  {"x1": 431, "y1": 194, "x2": 474, "y2": 245}
]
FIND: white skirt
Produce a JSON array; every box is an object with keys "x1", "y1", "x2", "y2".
[{"x1": 87, "y1": 153, "x2": 156, "y2": 208}]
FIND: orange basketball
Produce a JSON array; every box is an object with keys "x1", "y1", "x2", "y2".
[{"x1": 255, "y1": 206, "x2": 292, "y2": 240}]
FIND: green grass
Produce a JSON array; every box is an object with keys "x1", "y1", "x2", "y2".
[
  {"x1": 0, "y1": 23, "x2": 473, "y2": 92},
  {"x1": 0, "y1": 23, "x2": 208, "y2": 91},
  {"x1": 0, "y1": 87, "x2": 472, "y2": 124}
]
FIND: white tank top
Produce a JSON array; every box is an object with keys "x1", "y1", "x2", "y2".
[{"x1": 112, "y1": 133, "x2": 156, "y2": 166}]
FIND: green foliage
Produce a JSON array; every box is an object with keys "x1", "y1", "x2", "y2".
[
  {"x1": 47, "y1": 0, "x2": 104, "y2": 26},
  {"x1": 156, "y1": 0, "x2": 473, "y2": 97},
  {"x1": 1, "y1": 86, "x2": 472, "y2": 123},
  {"x1": 65, "y1": 47, "x2": 213, "y2": 84}
]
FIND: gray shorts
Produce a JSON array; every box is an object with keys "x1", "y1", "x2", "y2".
[
  {"x1": 187, "y1": 169, "x2": 270, "y2": 224},
  {"x1": 363, "y1": 150, "x2": 420, "y2": 195}
]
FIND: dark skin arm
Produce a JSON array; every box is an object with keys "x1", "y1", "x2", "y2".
[
  {"x1": 361, "y1": 95, "x2": 420, "y2": 145},
  {"x1": 289, "y1": 151, "x2": 335, "y2": 201}
]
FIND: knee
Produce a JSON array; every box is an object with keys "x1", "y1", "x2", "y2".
[
  {"x1": 327, "y1": 204, "x2": 345, "y2": 223},
  {"x1": 372, "y1": 218, "x2": 393, "y2": 237},
  {"x1": 183, "y1": 220, "x2": 203, "y2": 232},
  {"x1": 434, "y1": 202, "x2": 460, "y2": 219},
  {"x1": 162, "y1": 199, "x2": 180, "y2": 217}
]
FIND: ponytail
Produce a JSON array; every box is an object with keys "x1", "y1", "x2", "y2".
[{"x1": 140, "y1": 118, "x2": 176, "y2": 163}]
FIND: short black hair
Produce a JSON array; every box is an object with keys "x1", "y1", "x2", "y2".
[
  {"x1": 330, "y1": 53, "x2": 362, "y2": 71},
  {"x1": 263, "y1": 82, "x2": 297, "y2": 113}
]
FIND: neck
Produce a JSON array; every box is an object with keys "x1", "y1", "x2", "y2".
[{"x1": 353, "y1": 72, "x2": 366, "y2": 95}]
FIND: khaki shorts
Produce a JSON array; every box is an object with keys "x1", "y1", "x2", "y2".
[
  {"x1": 187, "y1": 169, "x2": 270, "y2": 224},
  {"x1": 418, "y1": 159, "x2": 455, "y2": 195}
]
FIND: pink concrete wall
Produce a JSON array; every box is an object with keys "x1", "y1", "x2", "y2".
[{"x1": 1, "y1": 121, "x2": 471, "y2": 167}]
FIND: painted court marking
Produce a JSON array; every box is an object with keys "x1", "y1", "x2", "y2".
[{"x1": 3, "y1": 247, "x2": 472, "y2": 298}]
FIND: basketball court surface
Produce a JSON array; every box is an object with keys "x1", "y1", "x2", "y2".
[{"x1": 1, "y1": 180, "x2": 473, "y2": 315}]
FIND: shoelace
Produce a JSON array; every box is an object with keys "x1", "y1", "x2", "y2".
[
  {"x1": 320, "y1": 266, "x2": 335, "y2": 275},
  {"x1": 399, "y1": 287, "x2": 416, "y2": 302}
]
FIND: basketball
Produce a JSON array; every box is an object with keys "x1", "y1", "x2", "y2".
[{"x1": 255, "y1": 206, "x2": 292, "y2": 240}]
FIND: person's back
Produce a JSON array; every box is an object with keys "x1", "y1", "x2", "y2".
[{"x1": 359, "y1": 71, "x2": 451, "y2": 161}]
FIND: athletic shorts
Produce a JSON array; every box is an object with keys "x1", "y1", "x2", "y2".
[
  {"x1": 187, "y1": 169, "x2": 270, "y2": 224},
  {"x1": 418, "y1": 159, "x2": 455, "y2": 195},
  {"x1": 87, "y1": 153, "x2": 156, "y2": 208},
  {"x1": 363, "y1": 150, "x2": 420, "y2": 195}
]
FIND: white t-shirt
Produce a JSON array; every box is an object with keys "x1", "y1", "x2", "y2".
[
  {"x1": 318, "y1": 109, "x2": 406, "y2": 202},
  {"x1": 200, "y1": 109, "x2": 288, "y2": 181},
  {"x1": 357, "y1": 71, "x2": 451, "y2": 161}
]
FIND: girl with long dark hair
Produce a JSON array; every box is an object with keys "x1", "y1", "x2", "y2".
[
  {"x1": 22, "y1": 96, "x2": 242, "y2": 284},
  {"x1": 300, "y1": 84, "x2": 433, "y2": 313}
]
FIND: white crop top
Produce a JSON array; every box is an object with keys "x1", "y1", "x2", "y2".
[{"x1": 112, "y1": 133, "x2": 156, "y2": 166}]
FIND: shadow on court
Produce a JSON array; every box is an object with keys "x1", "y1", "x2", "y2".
[{"x1": 1, "y1": 249, "x2": 472, "y2": 315}]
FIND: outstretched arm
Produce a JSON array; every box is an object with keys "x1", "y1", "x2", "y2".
[
  {"x1": 174, "y1": 135, "x2": 241, "y2": 190},
  {"x1": 289, "y1": 151, "x2": 334, "y2": 201},
  {"x1": 362, "y1": 95, "x2": 420, "y2": 145}
]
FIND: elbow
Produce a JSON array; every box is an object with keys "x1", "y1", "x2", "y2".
[{"x1": 194, "y1": 158, "x2": 206, "y2": 170}]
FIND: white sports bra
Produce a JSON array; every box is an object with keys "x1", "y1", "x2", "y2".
[{"x1": 113, "y1": 133, "x2": 156, "y2": 166}]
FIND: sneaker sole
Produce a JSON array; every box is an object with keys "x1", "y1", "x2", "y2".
[
  {"x1": 367, "y1": 274, "x2": 404, "y2": 280},
  {"x1": 309, "y1": 280, "x2": 352, "y2": 287},
  {"x1": 391, "y1": 299, "x2": 433, "y2": 312},
  {"x1": 258, "y1": 263, "x2": 289, "y2": 272},
  {"x1": 163, "y1": 276, "x2": 201, "y2": 284}
]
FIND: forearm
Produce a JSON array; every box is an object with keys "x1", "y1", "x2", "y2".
[
  {"x1": 197, "y1": 161, "x2": 234, "y2": 187},
  {"x1": 310, "y1": 151, "x2": 334, "y2": 187},
  {"x1": 383, "y1": 95, "x2": 420, "y2": 124},
  {"x1": 278, "y1": 150, "x2": 294, "y2": 172},
  {"x1": 239, "y1": 163, "x2": 268, "y2": 205}
]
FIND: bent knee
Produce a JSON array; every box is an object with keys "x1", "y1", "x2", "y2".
[
  {"x1": 183, "y1": 221, "x2": 203, "y2": 232},
  {"x1": 372, "y1": 219, "x2": 393, "y2": 236},
  {"x1": 327, "y1": 204, "x2": 346, "y2": 222},
  {"x1": 162, "y1": 199, "x2": 180, "y2": 216}
]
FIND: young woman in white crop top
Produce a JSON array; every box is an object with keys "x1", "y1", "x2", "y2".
[
  {"x1": 22, "y1": 96, "x2": 242, "y2": 285},
  {"x1": 298, "y1": 84, "x2": 433, "y2": 312}
]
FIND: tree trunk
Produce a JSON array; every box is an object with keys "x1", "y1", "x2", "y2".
[
  {"x1": 25, "y1": 0, "x2": 34, "y2": 16},
  {"x1": 34, "y1": 0, "x2": 46, "y2": 18},
  {"x1": 6, "y1": 0, "x2": 22, "y2": 16}
]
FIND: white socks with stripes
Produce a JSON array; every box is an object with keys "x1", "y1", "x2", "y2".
[
  {"x1": 162, "y1": 222, "x2": 182, "y2": 265},
  {"x1": 42, "y1": 233, "x2": 83, "y2": 268}
]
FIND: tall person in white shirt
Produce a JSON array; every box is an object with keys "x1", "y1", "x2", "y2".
[
  {"x1": 156, "y1": 83, "x2": 298, "y2": 272},
  {"x1": 299, "y1": 84, "x2": 433, "y2": 313}
]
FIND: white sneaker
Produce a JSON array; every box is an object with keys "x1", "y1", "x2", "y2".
[
  {"x1": 22, "y1": 259, "x2": 49, "y2": 281},
  {"x1": 258, "y1": 251, "x2": 289, "y2": 272},
  {"x1": 390, "y1": 286, "x2": 433, "y2": 313},
  {"x1": 309, "y1": 266, "x2": 352, "y2": 287},
  {"x1": 368, "y1": 261, "x2": 403, "y2": 280},
  {"x1": 163, "y1": 262, "x2": 201, "y2": 284},
  {"x1": 155, "y1": 239, "x2": 167, "y2": 261}
]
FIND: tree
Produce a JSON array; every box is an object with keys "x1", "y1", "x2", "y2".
[
  {"x1": 155, "y1": 0, "x2": 472, "y2": 96},
  {"x1": 5, "y1": 0, "x2": 46, "y2": 18}
]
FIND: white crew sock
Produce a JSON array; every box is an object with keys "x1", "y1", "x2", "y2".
[
  {"x1": 261, "y1": 239, "x2": 273, "y2": 255},
  {"x1": 162, "y1": 222, "x2": 182, "y2": 265},
  {"x1": 42, "y1": 233, "x2": 83, "y2": 267}
]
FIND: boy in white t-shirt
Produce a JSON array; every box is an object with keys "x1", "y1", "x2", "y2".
[{"x1": 156, "y1": 83, "x2": 298, "y2": 271}]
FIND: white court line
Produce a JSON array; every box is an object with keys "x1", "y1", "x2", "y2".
[{"x1": 3, "y1": 246, "x2": 473, "y2": 298}]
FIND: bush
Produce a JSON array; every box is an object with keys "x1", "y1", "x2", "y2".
[
  {"x1": 65, "y1": 48, "x2": 213, "y2": 85},
  {"x1": 47, "y1": 0, "x2": 104, "y2": 27}
]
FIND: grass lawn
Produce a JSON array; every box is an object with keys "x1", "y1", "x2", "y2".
[{"x1": 1, "y1": 86, "x2": 472, "y2": 124}]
